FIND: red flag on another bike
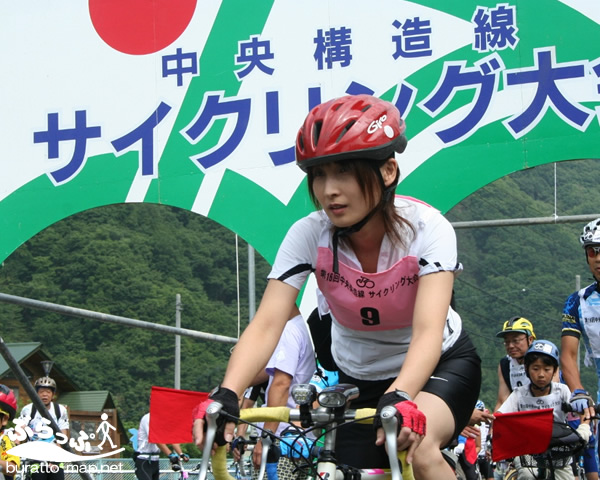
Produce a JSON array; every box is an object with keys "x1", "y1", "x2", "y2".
[
  {"x1": 149, "y1": 386, "x2": 209, "y2": 443},
  {"x1": 492, "y1": 408, "x2": 554, "y2": 461}
]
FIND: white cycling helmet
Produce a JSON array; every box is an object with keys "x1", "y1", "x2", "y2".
[{"x1": 580, "y1": 218, "x2": 600, "y2": 248}]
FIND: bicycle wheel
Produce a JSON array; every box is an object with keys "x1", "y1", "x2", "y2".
[{"x1": 503, "y1": 467, "x2": 518, "y2": 480}]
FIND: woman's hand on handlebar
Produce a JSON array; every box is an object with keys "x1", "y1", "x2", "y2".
[
  {"x1": 192, "y1": 416, "x2": 238, "y2": 454},
  {"x1": 374, "y1": 393, "x2": 426, "y2": 464},
  {"x1": 375, "y1": 422, "x2": 424, "y2": 464},
  {"x1": 191, "y1": 387, "x2": 240, "y2": 451}
]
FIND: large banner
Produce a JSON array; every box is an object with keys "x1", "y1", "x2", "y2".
[{"x1": 1, "y1": 1, "x2": 599, "y2": 264}]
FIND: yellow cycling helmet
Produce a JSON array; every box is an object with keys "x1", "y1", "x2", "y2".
[{"x1": 496, "y1": 316, "x2": 536, "y2": 339}]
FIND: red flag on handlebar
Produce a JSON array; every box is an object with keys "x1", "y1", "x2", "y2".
[
  {"x1": 492, "y1": 408, "x2": 554, "y2": 461},
  {"x1": 149, "y1": 386, "x2": 209, "y2": 443}
]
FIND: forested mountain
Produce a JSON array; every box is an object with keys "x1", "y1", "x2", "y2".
[
  {"x1": 1, "y1": 158, "x2": 599, "y2": 426},
  {"x1": 446, "y1": 158, "x2": 600, "y2": 408},
  {"x1": 0, "y1": 206, "x2": 271, "y2": 423}
]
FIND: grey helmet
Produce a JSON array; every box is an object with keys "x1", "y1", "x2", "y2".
[{"x1": 34, "y1": 376, "x2": 56, "y2": 391}]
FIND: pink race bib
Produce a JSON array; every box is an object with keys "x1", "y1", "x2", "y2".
[{"x1": 316, "y1": 247, "x2": 419, "y2": 331}]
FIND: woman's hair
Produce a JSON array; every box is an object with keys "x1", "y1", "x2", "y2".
[{"x1": 306, "y1": 158, "x2": 414, "y2": 247}]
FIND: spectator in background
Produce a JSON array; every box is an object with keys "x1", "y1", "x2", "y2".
[
  {"x1": 494, "y1": 317, "x2": 537, "y2": 412},
  {"x1": 473, "y1": 401, "x2": 494, "y2": 480},
  {"x1": 134, "y1": 412, "x2": 188, "y2": 480},
  {"x1": 251, "y1": 309, "x2": 315, "y2": 480},
  {"x1": 18, "y1": 376, "x2": 69, "y2": 480}
]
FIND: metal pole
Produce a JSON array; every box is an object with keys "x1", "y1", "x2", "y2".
[
  {"x1": 452, "y1": 214, "x2": 600, "y2": 229},
  {"x1": 576, "y1": 275, "x2": 581, "y2": 372},
  {"x1": 0, "y1": 337, "x2": 94, "y2": 480},
  {"x1": 0, "y1": 292, "x2": 237, "y2": 345},
  {"x1": 175, "y1": 294, "x2": 181, "y2": 389},
  {"x1": 248, "y1": 245, "x2": 256, "y2": 321}
]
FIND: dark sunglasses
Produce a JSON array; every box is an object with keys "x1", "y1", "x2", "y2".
[{"x1": 586, "y1": 246, "x2": 600, "y2": 258}]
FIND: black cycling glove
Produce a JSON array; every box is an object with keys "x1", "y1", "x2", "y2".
[{"x1": 192, "y1": 386, "x2": 240, "y2": 446}]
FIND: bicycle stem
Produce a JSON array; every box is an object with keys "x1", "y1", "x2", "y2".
[
  {"x1": 380, "y1": 406, "x2": 401, "y2": 480},
  {"x1": 199, "y1": 402, "x2": 222, "y2": 480},
  {"x1": 257, "y1": 430, "x2": 273, "y2": 480}
]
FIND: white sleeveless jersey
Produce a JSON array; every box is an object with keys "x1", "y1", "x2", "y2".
[
  {"x1": 508, "y1": 356, "x2": 530, "y2": 390},
  {"x1": 269, "y1": 195, "x2": 463, "y2": 380},
  {"x1": 497, "y1": 382, "x2": 570, "y2": 422}
]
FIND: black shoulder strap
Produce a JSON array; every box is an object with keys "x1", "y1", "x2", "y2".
[
  {"x1": 30, "y1": 402, "x2": 62, "y2": 424},
  {"x1": 500, "y1": 356, "x2": 512, "y2": 392}
]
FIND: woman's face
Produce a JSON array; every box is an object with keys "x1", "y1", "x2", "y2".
[{"x1": 311, "y1": 161, "x2": 373, "y2": 228}]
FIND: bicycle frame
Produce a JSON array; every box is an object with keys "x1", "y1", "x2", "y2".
[{"x1": 197, "y1": 384, "x2": 413, "y2": 480}]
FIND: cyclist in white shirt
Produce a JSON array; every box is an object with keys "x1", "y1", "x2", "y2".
[{"x1": 192, "y1": 94, "x2": 481, "y2": 480}]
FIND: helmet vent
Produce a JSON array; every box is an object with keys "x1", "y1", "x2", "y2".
[
  {"x1": 312, "y1": 120, "x2": 323, "y2": 147},
  {"x1": 336, "y1": 120, "x2": 356, "y2": 144},
  {"x1": 361, "y1": 104, "x2": 372, "y2": 112}
]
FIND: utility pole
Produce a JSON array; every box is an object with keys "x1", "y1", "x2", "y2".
[
  {"x1": 175, "y1": 294, "x2": 181, "y2": 389},
  {"x1": 576, "y1": 275, "x2": 581, "y2": 372}
]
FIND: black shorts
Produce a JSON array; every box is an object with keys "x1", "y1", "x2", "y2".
[
  {"x1": 334, "y1": 329, "x2": 481, "y2": 468},
  {"x1": 134, "y1": 457, "x2": 160, "y2": 480}
]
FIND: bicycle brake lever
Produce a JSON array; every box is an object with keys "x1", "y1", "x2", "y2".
[
  {"x1": 198, "y1": 401, "x2": 222, "y2": 480},
  {"x1": 257, "y1": 431, "x2": 273, "y2": 480},
  {"x1": 380, "y1": 406, "x2": 401, "y2": 480}
]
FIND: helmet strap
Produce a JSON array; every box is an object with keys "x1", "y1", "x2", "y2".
[
  {"x1": 332, "y1": 211, "x2": 376, "y2": 274},
  {"x1": 529, "y1": 381, "x2": 551, "y2": 394}
]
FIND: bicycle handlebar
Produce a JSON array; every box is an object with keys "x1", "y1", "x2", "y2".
[
  {"x1": 200, "y1": 404, "x2": 413, "y2": 480},
  {"x1": 562, "y1": 401, "x2": 600, "y2": 419}
]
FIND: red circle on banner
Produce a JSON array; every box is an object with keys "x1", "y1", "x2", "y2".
[{"x1": 89, "y1": 0, "x2": 197, "y2": 55}]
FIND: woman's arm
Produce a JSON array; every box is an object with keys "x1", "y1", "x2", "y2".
[
  {"x1": 376, "y1": 271, "x2": 453, "y2": 462},
  {"x1": 387, "y1": 271, "x2": 454, "y2": 396}
]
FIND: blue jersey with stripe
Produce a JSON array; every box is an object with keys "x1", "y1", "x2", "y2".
[{"x1": 562, "y1": 282, "x2": 600, "y2": 399}]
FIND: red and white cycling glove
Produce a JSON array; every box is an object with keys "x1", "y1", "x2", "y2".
[
  {"x1": 192, "y1": 386, "x2": 239, "y2": 445},
  {"x1": 374, "y1": 391, "x2": 426, "y2": 436}
]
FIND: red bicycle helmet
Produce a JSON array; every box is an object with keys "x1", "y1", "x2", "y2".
[
  {"x1": 295, "y1": 94, "x2": 407, "y2": 172},
  {"x1": 0, "y1": 384, "x2": 17, "y2": 421}
]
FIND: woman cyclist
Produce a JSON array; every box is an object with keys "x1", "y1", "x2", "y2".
[{"x1": 192, "y1": 94, "x2": 481, "y2": 479}]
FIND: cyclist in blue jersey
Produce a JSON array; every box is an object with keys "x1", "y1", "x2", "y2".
[{"x1": 561, "y1": 217, "x2": 600, "y2": 480}]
